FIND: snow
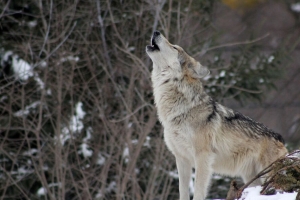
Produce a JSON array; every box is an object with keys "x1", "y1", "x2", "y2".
[
  {"x1": 168, "y1": 170, "x2": 179, "y2": 179},
  {"x1": 190, "y1": 172, "x2": 195, "y2": 196},
  {"x1": 60, "y1": 56, "x2": 79, "y2": 63},
  {"x1": 2, "y1": 51, "x2": 13, "y2": 64},
  {"x1": 59, "y1": 128, "x2": 71, "y2": 145},
  {"x1": 268, "y1": 55, "x2": 275, "y2": 63},
  {"x1": 60, "y1": 102, "x2": 86, "y2": 145},
  {"x1": 168, "y1": 170, "x2": 196, "y2": 196},
  {"x1": 2, "y1": 51, "x2": 46, "y2": 89},
  {"x1": 127, "y1": 122, "x2": 133, "y2": 128},
  {"x1": 76, "y1": 102, "x2": 86, "y2": 119},
  {"x1": 34, "y1": 76, "x2": 45, "y2": 89},
  {"x1": 37, "y1": 183, "x2": 62, "y2": 196},
  {"x1": 131, "y1": 139, "x2": 138, "y2": 144},
  {"x1": 95, "y1": 191, "x2": 103, "y2": 198},
  {"x1": 212, "y1": 174, "x2": 223, "y2": 180},
  {"x1": 239, "y1": 186, "x2": 297, "y2": 200},
  {"x1": 27, "y1": 20, "x2": 37, "y2": 28},
  {"x1": 291, "y1": 3, "x2": 300, "y2": 12},
  {"x1": 203, "y1": 74, "x2": 211, "y2": 81},
  {"x1": 12, "y1": 55, "x2": 33, "y2": 81},
  {"x1": 97, "y1": 153, "x2": 106, "y2": 165},
  {"x1": 39, "y1": 61, "x2": 47, "y2": 68},
  {"x1": 0, "y1": 96, "x2": 7, "y2": 102},
  {"x1": 23, "y1": 148, "x2": 38, "y2": 156},
  {"x1": 287, "y1": 150, "x2": 300, "y2": 159},
  {"x1": 106, "y1": 181, "x2": 116, "y2": 193},
  {"x1": 128, "y1": 46, "x2": 135, "y2": 52},
  {"x1": 14, "y1": 101, "x2": 41, "y2": 117},
  {"x1": 80, "y1": 143, "x2": 93, "y2": 157},
  {"x1": 219, "y1": 70, "x2": 226, "y2": 77},
  {"x1": 143, "y1": 136, "x2": 151, "y2": 148},
  {"x1": 70, "y1": 102, "x2": 86, "y2": 132},
  {"x1": 78, "y1": 127, "x2": 93, "y2": 158},
  {"x1": 37, "y1": 187, "x2": 46, "y2": 196},
  {"x1": 123, "y1": 146, "x2": 129, "y2": 163}
]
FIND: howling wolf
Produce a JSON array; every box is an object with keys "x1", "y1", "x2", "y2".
[{"x1": 146, "y1": 31, "x2": 287, "y2": 200}]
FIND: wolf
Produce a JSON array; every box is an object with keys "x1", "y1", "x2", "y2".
[{"x1": 146, "y1": 31, "x2": 287, "y2": 200}]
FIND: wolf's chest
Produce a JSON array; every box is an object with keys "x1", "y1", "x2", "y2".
[{"x1": 163, "y1": 127, "x2": 195, "y2": 165}]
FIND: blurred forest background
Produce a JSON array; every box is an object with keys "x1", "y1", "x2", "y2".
[{"x1": 0, "y1": 0, "x2": 299, "y2": 199}]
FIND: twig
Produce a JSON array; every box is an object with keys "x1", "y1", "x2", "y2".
[
  {"x1": 109, "y1": 104, "x2": 152, "y2": 123},
  {"x1": 34, "y1": 21, "x2": 77, "y2": 69},
  {"x1": 211, "y1": 84, "x2": 263, "y2": 94},
  {"x1": 193, "y1": 33, "x2": 270, "y2": 57},
  {"x1": 236, "y1": 151, "x2": 300, "y2": 198},
  {"x1": 39, "y1": 0, "x2": 53, "y2": 57},
  {"x1": 96, "y1": 0, "x2": 113, "y2": 72},
  {"x1": 236, "y1": 155, "x2": 287, "y2": 199},
  {"x1": 226, "y1": 180, "x2": 239, "y2": 200},
  {"x1": 208, "y1": 33, "x2": 270, "y2": 51},
  {"x1": 0, "y1": 0, "x2": 10, "y2": 19}
]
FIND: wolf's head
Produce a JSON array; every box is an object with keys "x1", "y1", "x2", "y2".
[{"x1": 146, "y1": 31, "x2": 210, "y2": 80}]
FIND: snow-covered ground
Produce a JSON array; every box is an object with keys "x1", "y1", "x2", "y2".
[{"x1": 239, "y1": 186, "x2": 297, "y2": 200}]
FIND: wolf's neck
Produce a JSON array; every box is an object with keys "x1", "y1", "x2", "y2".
[{"x1": 152, "y1": 73, "x2": 210, "y2": 124}]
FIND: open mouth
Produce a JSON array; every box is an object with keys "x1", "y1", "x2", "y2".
[
  {"x1": 146, "y1": 31, "x2": 160, "y2": 52},
  {"x1": 146, "y1": 39, "x2": 160, "y2": 51}
]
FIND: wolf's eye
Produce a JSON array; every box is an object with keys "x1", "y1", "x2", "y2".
[{"x1": 173, "y1": 46, "x2": 178, "y2": 50}]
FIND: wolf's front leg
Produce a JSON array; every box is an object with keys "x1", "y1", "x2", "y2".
[
  {"x1": 193, "y1": 152, "x2": 214, "y2": 200},
  {"x1": 176, "y1": 157, "x2": 192, "y2": 200}
]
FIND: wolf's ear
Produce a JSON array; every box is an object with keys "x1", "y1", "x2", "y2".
[{"x1": 189, "y1": 62, "x2": 210, "y2": 79}]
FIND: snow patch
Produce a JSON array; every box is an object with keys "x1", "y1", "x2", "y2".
[
  {"x1": 259, "y1": 78, "x2": 264, "y2": 83},
  {"x1": 28, "y1": 20, "x2": 37, "y2": 28},
  {"x1": 2, "y1": 51, "x2": 13, "y2": 65},
  {"x1": 2, "y1": 51, "x2": 45, "y2": 89},
  {"x1": 97, "y1": 153, "x2": 106, "y2": 165},
  {"x1": 78, "y1": 127, "x2": 93, "y2": 158},
  {"x1": 12, "y1": 55, "x2": 33, "y2": 81},
  {"x1": 203, "y1": 74, "x2": 211, "y2": 81},
  {"x1": 268, "y1": 55, "x2": 275, "y2": 63},
  {"x1": 219, "y1": 70, "x2": 226, "y2": 77},
  {"x1": 23, "y1": 148, "x2": 38, "y2": 156},
  {"x1": 59, "y1": 102, "x2": 86, "y2": 145},
  {"x1": 168, "y1": 170, "x2": 178, "y2": 179},
  {"x1": 70, "y1": 102, "x2": 86, "y2": 132},
  {"x1": 80, "y1": 143, "x2": 93, "y2": 157},
  {"x1": 189, "y1": 172, "x2": 195, "y2": 196},
  {"x1": 143, "y1": 136, "x2": 151, "y2": 148},
  {"x1": 127, "y1": 122, "x2": 133, "y2": 128},
  {"x1": 128, "y1": 46, "x2": 135, "y2": 52},
  {"x1": 291, "y1": 3, "x2": 300, "y2": 12},
  {"x1": 14, "y1": 101, "x2": 41, "y2": 117},
  {"x1": 39, "y1": 61, "x2": 47, "y2": 68},
  {"x1": 37, "y1": 187, "x2": 46, "y2": 196},
  {"x1": 60, "y1": 56, "x2": 79, "y2": 63},
  {"x1": 239, "y1": 186, "x2": 297, "y2": 200},
  {"x1": 106, "y1": 181, "x2": 116, "y2": 193},
  {"x1": 212, "y1": 174, "x2": 223, "y2": 180},
  {"x1": 123, "y1": 146, "x2": 129, "y2": 163},
  {"x1": 131, "y1": 139, "x2": 138, "y2": 144},
  {"x1": 37, "y1": 183, "x2": 62, "y2": 197}
]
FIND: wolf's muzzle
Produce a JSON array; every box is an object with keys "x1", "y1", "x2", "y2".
[{"x1": 146, "y1": 31, "x2": 161, "y2": 52}]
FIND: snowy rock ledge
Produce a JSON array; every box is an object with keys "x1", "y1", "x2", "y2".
[{"x1": 239, "y1": 186, "x2": 297, "y2": 200}]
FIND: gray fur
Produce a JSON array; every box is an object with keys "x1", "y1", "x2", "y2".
[{"x1": 146, "y1": 31, "x2": 287, "y2": 200}]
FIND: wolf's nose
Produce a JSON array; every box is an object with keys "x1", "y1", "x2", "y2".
[{"x1": 153, "y1": 31, "x2": 160, "y2": 37}]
